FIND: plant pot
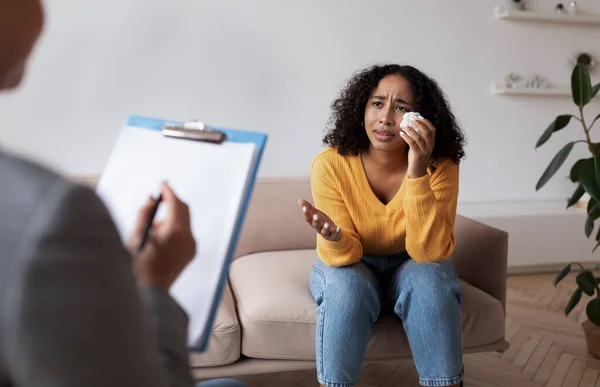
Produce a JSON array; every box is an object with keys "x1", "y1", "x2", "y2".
[{"x1": 583, "y1": 319, "x2": 600, "y2": 358}]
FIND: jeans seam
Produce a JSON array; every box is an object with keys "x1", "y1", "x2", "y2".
[
  {"x1": 318, "y1": 375, "x2": 357, "y2": 387},
  {"x1": 317, "y1": 298, "x2": 325, "y2": 379},
  {"x1": 313, "y1": 265, "x2": 327, "y2": 380},
  {"x1": 312, "y1": 266, "x2": 327, "y2": 299},
  {"x1": 418, "y1": 372, "x2": 463, "y2": 387}
]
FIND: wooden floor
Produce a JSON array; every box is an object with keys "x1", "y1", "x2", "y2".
[{"x1": 232, "y1": 273, "x2": 600, "y2": 387}]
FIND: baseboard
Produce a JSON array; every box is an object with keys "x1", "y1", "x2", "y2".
[{"x1": 508, "y1": 261, "x2": 598, "y2": 275}]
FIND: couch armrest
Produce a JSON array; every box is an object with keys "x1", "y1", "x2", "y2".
[{"x1": 450, "y1": 215, "x2": 509, "y2": 311}]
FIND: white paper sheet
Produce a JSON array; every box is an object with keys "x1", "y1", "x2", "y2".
[{"x1": 96, "y1": 125, "x2": 257, "y2": 347}]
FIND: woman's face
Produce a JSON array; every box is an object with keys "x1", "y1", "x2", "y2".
[
  {"x1": 363, "y1": 74, "x2": 415, "y2": 153},
  {"x1": 0, "y1": 0, "x2": 44, "y2": 90}
]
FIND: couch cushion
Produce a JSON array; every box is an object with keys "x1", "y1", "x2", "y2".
[
  {"x1": 189, "y1": 282, "x2": 241, "y2": 367},
  {"x1": 229, "y1": 249, "x2": 505, "y2": 360}
]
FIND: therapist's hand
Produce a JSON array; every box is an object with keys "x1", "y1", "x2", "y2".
[{"x1": 129, "y1": 182, "x2": 196, "y2": 291}]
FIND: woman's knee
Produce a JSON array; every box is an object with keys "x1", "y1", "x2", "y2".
[
  {"x1": 311, "y1": 260, "x2": 381, "y2": 318},
  {"x1": 394, "y1": 260, "x2": 462, "y2": 310}
]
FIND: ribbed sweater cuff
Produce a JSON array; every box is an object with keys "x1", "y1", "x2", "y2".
[
  {"x1": 318, "y1": 231, "x2": 348, "y2": 251},
  {"x1": 405, "y1": 173, "x2": 432, "y2": 196}
]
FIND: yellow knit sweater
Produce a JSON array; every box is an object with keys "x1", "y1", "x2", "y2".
[{"x1": 310, "y1": 147, "x2": 459, "y2": 266}]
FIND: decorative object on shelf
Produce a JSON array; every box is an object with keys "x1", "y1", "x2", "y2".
[
  {"x1": 503, "y1": 73, "x2": 551, "y2": 89},
  {"x1": 492, "y1": 81, "x2": 571, "y2": 96},
  {"x1": 504, "y1": 73, "x2": 523, "y2": 88},
  {"x1": 526, "y1": 74, "x2": 550, "y2": 89},
  {"x1": 568, "y1": 1, "x2": 578, "y2": 15},
  {"x1": 494, "y1": 4, "x2": 600, "y2": 25},
  {"x1": 534, "y1": 62, "x2": 600, "y2": 357},
  {"x1": 570, "y1": 52, "x2": 597, "y2": 74}
]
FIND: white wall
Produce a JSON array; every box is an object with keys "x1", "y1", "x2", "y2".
[{"x1": 1, "y1": 0, "x2": 599, "y2": 207}]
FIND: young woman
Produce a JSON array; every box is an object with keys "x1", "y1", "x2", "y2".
[{"x1": 298, "y1": 64, "x2": 467, "y2": 387}]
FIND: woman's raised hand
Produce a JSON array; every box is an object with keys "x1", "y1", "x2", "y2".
[{"x1": 298, "y1": 199, "x2": 342, "y2": 242}]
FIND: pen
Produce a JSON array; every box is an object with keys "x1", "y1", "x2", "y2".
[{"x1": 136, "y1": 193, "x2": 163, "y2": 253}]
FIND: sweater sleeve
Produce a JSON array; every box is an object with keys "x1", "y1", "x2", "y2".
[
  {"x1": 310, "y1": 154, "x2": 363, "y2": 266},
  {"x1": 402, "y1": 159, "x2": 459, "y2": 263}
]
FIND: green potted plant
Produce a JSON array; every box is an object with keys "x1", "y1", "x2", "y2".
[
  {"x1": 553, "y1": 263, "x2": 600, "y2": 357},
  {"x1": 535, "y1": 61, "x2": 600, "y2": 356}
]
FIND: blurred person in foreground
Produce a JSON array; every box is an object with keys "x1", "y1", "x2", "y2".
[{"x1": 0, "y1": 1, "x2": 244, "y2": 386}]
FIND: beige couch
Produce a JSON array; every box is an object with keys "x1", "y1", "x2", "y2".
[{"x1": 183, "y1": 177, "x2": 510, "y2": 380}]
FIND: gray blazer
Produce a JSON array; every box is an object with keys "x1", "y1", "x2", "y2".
[{"x1": 0, "y1": 150, "x2": 195, "y2": 387}]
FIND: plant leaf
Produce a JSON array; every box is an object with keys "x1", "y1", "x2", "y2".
[
  {"x1": 587, "y1": 299, "x2": 600, "y2": 326},
  {"x1": 578, "y1": 157, "x2": 600, "y2": 202},
  {"x1": 565, "y1": 288, "x2": 582, "y2": 316},
  {"x1": 589, "y1": 197, "x2": 598, "y2": 212},
  {"x1": 555, "y1": 264, "x2": 572, "y2": 286},
  {"x1": 536, "y1": 115, "x2": 573, "y2": 148},
  {"x1": 571, "y1": 159, "x2": 586, "y2": 182},
  {"x1": 536, "y1": 142, "x2": 576, "y2": 191},
  {"x1": 567, "y1": 184, "x2": 585, "y2": 208},
  {"x1": 586, "y1": 217, "x2": 595, "y2": 238},
  {"x1": 589, "y1": 199, "x2": 600, "y2": 220},
  {"x1": 592, "y1": 227, "x2": 600, "y2": 253},
  {"x1": 593, "y1": 83, "x2": 600, "y2": 100},
  {"x1": 577, "y1": 271, "x2": 597, "y2": 296},
  {"x1": 572, "y1": 63, "x2": 593, "y2": 107}
]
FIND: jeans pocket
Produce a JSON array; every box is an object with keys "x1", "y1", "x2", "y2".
[{"x1": 310, "y1": 265, "x2": 327, "y2": 304}]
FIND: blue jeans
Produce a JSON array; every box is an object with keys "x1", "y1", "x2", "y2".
[
  {"x1": 196, "y1": 379, "x2": 246, "y2": 387},
  {"x1": 310, "y1": 252, "x2": 463, "y2": 387}
]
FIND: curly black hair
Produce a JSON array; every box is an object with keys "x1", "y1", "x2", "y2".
[{"x1": 323, "y1": 64, "x2": 466, "y2": 170}]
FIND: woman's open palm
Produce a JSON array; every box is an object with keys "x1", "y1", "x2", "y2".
[{"x1": 298, "y1": 199, "x2": 342, "y2": 242}]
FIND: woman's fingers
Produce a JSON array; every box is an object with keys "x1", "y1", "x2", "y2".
[
  {"x1": 400, "y1": 128, "x2": 422, "y2": 151},
  {"x1": 401, "y1": 125, "x2": 427, "y2": 152},
  {"x1": 299, "y1": 199, "x2": 314, "y2": 222},
  {"x1": 311, "y1": 212, "x2": 320, "y2": 229},
  {"x1": 311, "y1": 212, "x2": 329, "y2": 235},
  {"x1": 298, "y1": 199, "x2": 341, "y2": 241},
  {"x1": 419, "y1": 118, "x2": 437, "y2": 135},
  {"x1": 320, "y1": 221, "x2": 341, "y2": 240},
  {"x1": 411, "y1": 120, "x2": 434, "y2": 150},
  {"x1": 299, "y1": 199, "x2": 321, "y2": 229}
]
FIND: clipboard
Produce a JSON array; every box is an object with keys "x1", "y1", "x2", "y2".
[{"x1": 95, "y1": 115, "x2": 267, "y2": 352}]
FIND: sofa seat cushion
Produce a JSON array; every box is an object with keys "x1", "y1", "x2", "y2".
[
  {"x1": 189, "y1": 282, "x2": 241, "y2": 367},
  {"x1": 229, "y1": 249, "x2": 505, "y2": 361}
]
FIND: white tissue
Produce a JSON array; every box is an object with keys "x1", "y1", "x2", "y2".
[{"x1": 400, "y1": 112, "x2": 424, "y2": 134}]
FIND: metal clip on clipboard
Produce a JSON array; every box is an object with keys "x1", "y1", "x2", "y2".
[{"x1": 161, "y1": 119, "x2": 227, "y2": 144}]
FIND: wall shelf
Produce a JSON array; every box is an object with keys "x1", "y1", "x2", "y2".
[
  {"x1": 494, "y1": 5, "x2": 600, "y2": 26},
  {"x1": 491, "y1": 81, "x2": 572, "y2": 96}
]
